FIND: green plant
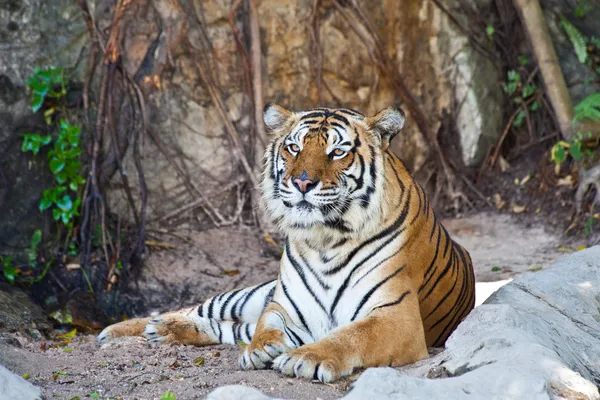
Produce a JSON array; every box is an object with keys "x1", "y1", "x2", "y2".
[
  {"x1": 1, "y1": 256, "x2": 17, "y2": 284},
  {"x1": 23, "y1": 120, "x2": 85, "y2": 227},
  {"x1": 21, "y1": 66, "x2": 85, "y2": 230},
  {"x1": 551, "y1": 92, "x2": 600, "y2": 166},
  {"x1": 573, "y1": 92, "x2": 600, "y2": 122},
  {"x1": 160, "y1": 393, "x2": 177, "y2": 400},
  {"x1": 486, "y1": 24, "x2": 495, "y2": 38},
  {"x1": 26, "y1": 66, "x2": 66, "y2": 115},
  {"x1": 583, "y1": 217, "x2": 596, "y2": 236},
  {"x1": 561, "y1": 16, "x2": 587, "y2": 64},
  {"x1": 25, "y1": 230, "x2": 42, "y2": 267},
  {"x1": 551, "y1": 131, "x2": 596, "y2": 165},
  {"x1": 502, "y1": 69, "x2": 540, "y2": 128},
  {"x1": 574, "y1": 0, "x2": 592, "y2": 18}
]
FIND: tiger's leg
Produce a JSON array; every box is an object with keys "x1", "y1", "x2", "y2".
[
  {"x1": 273, "y1": 292, "x2": 428, "y2": 382},
  {"x1": 239, "y1": 301, "x2": 311, "y2": 370},
  {"x1": 96, "y1": 280, "x2": 276, "y2": 345}
]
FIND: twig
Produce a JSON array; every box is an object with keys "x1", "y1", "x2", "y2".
[
  {"x1": 309, "y1": 0, "x2": 323, "y2": 104},
  {"x1": 248, "y1": 0, "x2": 267, "y2": 164},
  {"x1": 490, "y1": 95, "x2": 539, "y2": 167}
]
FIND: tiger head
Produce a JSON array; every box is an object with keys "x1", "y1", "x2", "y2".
[{"x1": 261, "y1": 103, "x2": 405, "y2": 241}]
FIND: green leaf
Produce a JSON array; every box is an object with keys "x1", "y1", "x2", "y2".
[
  {"x1": 551, "y1": 143, "x2": 566, "y2": 164},
  {"x1": 39, "y1": 196, "x2": 53, "y2": 212},
  {"x1": 486, "y1": 25, "x2": 495, "y2": 37},
  {"x1": 584, "y1": 217, "x2": 595, "y2": 236},
  {"x1": 529, "y1": 101, "x2": 540, "y2": 112},
  {"x1": 574, "y1": 93, "x2": 600, "y2": 122},
  {"x1": 56, "y1": 195, "x2": 72, "y2": 212},
  {"x1": 160, "y1": 393, "x2": 177, "y2": 400},
  {"x1": 491, "y1": 266, "x2": 502, "y2": 272},
  {"x1": 521, "y1": 84, "x2": 536, "y2": 99},
  {"x1": 2, "y1": 262, "x2": 17, "y2": 284},
  {"x1": 52, "y1": 208, "x2": 61, "y2": 221},
  {"x1": 49, "y1": 158, "x2": 66, "y2": 174},
  {"x1": 30, "y1": 229, "x2": 42, "y2": 250},
  {"x1": 87, "y1": 393, "x2": 100, "y2": 400},
  {"x1": 518, "y1": 55, "x2": 529, "y2": 66},
  {"x1": 561, "y1": 16, "x2": 588, "y2": 64},
  {"x1": 575, "y1": 0, "x2": 591, "y2": 18},
  {"x1": 569, "y1": 140, "x2": 583, "y2": 161},
  {"x1": 193, "y1": 356, "x2": 205, "y2": 366},
  {"x1": 512, "y1": 110, "x2": 526, "y2": 127}
]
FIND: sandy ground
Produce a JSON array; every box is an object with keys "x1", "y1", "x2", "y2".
[{"x1": 0, "y1": 212, "x2": 577, "y2": 400}]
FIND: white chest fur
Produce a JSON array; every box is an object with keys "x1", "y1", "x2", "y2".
[{"x1": 273, "y1": 232, "x2": 406, "y2": 342}]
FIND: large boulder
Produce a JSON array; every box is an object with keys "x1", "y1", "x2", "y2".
[
  {"x1": 0, "y1": 283, "x2": 51, "y2": 339},
  {"x1": 207, "y1": 246, "x2": 600, "y2": 399},
  {"x1": 0, "y1": 364, "x2": 44, "y2": 400}
]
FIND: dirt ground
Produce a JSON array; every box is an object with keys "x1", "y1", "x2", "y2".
[{"x1": 0, "y1": 212, "x2": 586, "y2": 400}]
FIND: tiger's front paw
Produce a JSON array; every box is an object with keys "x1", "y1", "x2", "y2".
[
  {"x1": 273, "y1": 344, "x2": 351, "y2": 383},
  {"x1": 239, "y1": 329, "x2": 289, "y2": 370}
]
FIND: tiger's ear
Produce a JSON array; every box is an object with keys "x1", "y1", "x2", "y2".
[
  {"x1": 263, "y1": 103, "x2": 294, "y2": 132},
  {"x1": 366, "y1": 107, "x2": 405, "y2": 150}
]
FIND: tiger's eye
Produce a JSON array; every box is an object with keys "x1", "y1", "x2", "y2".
[
  {"x1": 332, "y1": 148, "x2": 346, "y2": 157},
  {"x1": 288, "y1": 144, "x2": 300, "y2": 153}
]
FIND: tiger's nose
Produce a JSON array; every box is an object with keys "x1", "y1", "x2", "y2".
[{"x1": 293, "y1": 178, "x2": 318, "y2": 193}]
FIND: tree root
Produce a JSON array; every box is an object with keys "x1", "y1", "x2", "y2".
[{"x1": 575, "y1": 164, "x2": 600, "y2": 215}]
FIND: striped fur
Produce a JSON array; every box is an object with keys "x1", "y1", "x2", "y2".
[{"x1": 97, "y1": 104, "x2": 475, "y2": 382}]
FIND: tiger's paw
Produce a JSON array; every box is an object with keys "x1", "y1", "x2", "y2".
[
  {"x1": 96, "y1": 317, "x2": 151, "y2": 344},
  {"x1": 239, "y1": 329, "x2": 289, "y2": 370},
  {"x1": 273, "y1": 344, "x2": 351, "y2": 383},
  {"x1": 142, "y1": 314, "x2": 214, "y2": 346}
]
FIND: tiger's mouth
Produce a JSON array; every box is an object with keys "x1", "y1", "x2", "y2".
[{"x1": 296, "y1": 200, "x2": 314, "y2": 211}]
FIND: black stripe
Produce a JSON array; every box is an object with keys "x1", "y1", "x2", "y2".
[
  {"x1": 209, "y1": 319, "x2": 218, "y2": 338},
  {"x1": 421, "y1": 249, "x2": 455, "y2": 301},
  {"x1": 264, "y1": 285, "x2": 276, "y2": 308},
  {"x1": 207, "y1": 296, "x2": 218, "y2": 318},
  {"x1": 423, "y1": 257, "x2": 459, "y2": 322},
  {"x1": 220, "y1": 287, "x2": 244, "y2": 319},
  {"x1": 329, "y1": 227, "x2": 405, "y2": 315},
  {"x1": 410, "y1": 184, "x2": 422, "y2": 224},
  {"x1": 297, "y1": 250, "x2": 331, "y2": 290},
  {"x1": 285, "y1": 242, "x2": 328, "y2": 315},
  {"x1": 337, "y1": 108, "x2": 363, "y2": 117},
  {"x1": 237, "y1": 281, "x2": 274, "y2": 317},
  {"x1": 330, "y1": 113, "x2": 350, "y2": 125},
  {"x1": 372, "y1": 290, "x2": 411, "y2": 312},
  {"x1": 325, "y1": 186, "x2": 412, "y2": 276},
  {"x1": 245, "y1": 323, "x2": 252, "y2": 342},
  {"x1": 275, "y1": 311, "x2": 304, "y2": 348},
  {"x1": 432, "y1": 249, "x2": 473, "y2": 346},
  {"x1": 281, "y1": 280, "x2": 311, "y2": 335},
  {"x1": 420, "y1": 225, "x2": 442, "y2": 288},
  {"x1": 353, "y1": 246, "x2": 403, "y2": 287},
  {"x1": 351, "y1": 264, "x2": 406, "y2": 321}
]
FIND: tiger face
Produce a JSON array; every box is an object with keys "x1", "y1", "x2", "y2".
[{"x1": 261, "y1": 104, "x2": 405, "y2": 239}]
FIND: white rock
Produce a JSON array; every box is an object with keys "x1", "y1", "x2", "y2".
[
  {"x1": 207, "y1": 385, "x2": 280, "y2": 400},
  {"x1": 0, "y1": 364, "x2": 43, "y2": 400}
]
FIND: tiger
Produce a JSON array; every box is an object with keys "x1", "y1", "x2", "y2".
[{"x1": 97, "y1": 104, "x2": 475, "y2": 383}]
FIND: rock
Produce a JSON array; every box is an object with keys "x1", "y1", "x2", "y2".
[
  {"x1": 206, "y1": 246, "x2": 600, "y2": 399},
  {"x1": 207, "y1": 385, "x2": 278, "y2": 400},
  {"x1": 0, "y1": 283, "x2": 51, "y2": 337},
  {"x1": 0, "y1": 364, "x2": 43, "y2": 400}
]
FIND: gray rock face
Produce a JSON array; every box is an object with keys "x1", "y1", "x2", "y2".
[
  {"x1": 207, "y1": 246, "x2": 600, "y2": 399},
  {"x1": 0, "y1": 283, "x2": 50, "y2": 338},
  {"x1": 0, "y1": 364, "x2": 43, "y2": 400}
]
